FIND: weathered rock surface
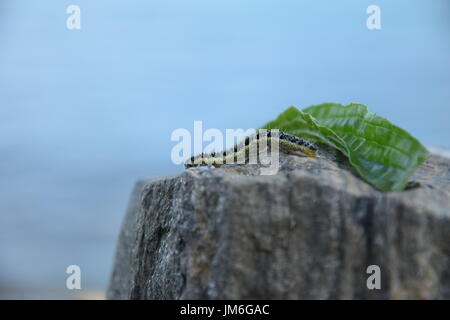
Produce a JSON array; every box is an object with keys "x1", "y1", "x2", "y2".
[{"x1": 107, "y1": 153, "x2": 450, "y2": 299}]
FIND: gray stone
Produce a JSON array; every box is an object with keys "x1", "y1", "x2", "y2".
[{"x1": 107, "y1": 153, "x2": 450, "y2": 299}]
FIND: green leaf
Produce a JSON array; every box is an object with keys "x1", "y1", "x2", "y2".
[
  {"x1": 261, "y1": 106, "x2": 348, "y2": 155},
  {"x1": 262, "y1": 104, "x2": 429, "y2": 191}
]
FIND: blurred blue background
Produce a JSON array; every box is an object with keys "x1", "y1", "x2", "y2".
[{"x1": 0, "y1": 0, "x2": 448, "y2": 299}]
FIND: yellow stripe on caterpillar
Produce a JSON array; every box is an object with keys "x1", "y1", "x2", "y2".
[{"x1": 185, "y1": 129, "x2": 317, "y2": 168}]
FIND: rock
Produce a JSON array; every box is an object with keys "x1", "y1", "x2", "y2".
[{"x1": 107, "y1": 153, "x2": 450, "y2": 300}]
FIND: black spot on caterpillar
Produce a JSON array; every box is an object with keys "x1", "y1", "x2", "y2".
[{"x1": 185, "y1": 129, "x2": 317, "y2": 168}]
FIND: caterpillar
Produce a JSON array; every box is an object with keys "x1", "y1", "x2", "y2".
[{"x1": 184, "y1": 129, "x2": 317, "y2": 168}]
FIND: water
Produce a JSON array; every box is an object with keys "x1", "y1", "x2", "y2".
[{"x1": 0, "y1": 0, "x2": 449, "y2": 298}]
